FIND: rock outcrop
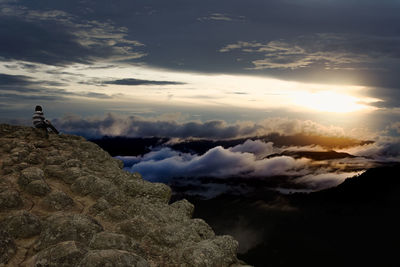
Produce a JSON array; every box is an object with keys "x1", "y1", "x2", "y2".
[{"x1": 0, "y1": 124, "x2": 249, "y2": 267}]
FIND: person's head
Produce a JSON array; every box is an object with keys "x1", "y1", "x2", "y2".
[{"x1": 35, "y1": 105, "x2": 43, "y2": 112}]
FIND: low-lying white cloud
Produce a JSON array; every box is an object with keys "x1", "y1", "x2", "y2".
[{"x1": 123, "y1": 145, "x2": 310, "y2": 182}]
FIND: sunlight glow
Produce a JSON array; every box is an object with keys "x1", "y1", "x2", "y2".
[
  {"x1": 0, "y1": 60, "x2": 381, "y2": 115},
  {"x1": 291, "y1": 91, "x2": 376, "y2": 113}
]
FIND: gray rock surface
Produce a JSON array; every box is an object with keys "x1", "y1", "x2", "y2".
[
  {"x1": 40, "y1": 190, "x2": 75, "y2": 211},
  {"x1": 0, "y1": 190, "x2": 23, "y2": 209},
  {"x1": 0, "y1": 230, "x2": 16, "y2": 265},
  {"x1": 0, "y1": 124, "x2": 248, "y2": 267},
  {"x1": 37, "y1": 213, "x2": 104, "y2": 249},
  {"x1": 26, "y1": 179, "x2": 51, "y2": 196},
  {"x1": 89, "y1": 232, "x2": 142, "y2": 253},
  {"x1": 34, "y1": 241, "x2": 88, "y2": 267},
  {"x1": 77, "y1": 249, "x2": 149, "y2": 267},
  {"x1": 0, "y1": 210, "x2": 41, "y2": 238}
]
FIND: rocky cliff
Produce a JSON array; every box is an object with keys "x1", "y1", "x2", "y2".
[{"x1": 0, "y1": 124, "x2": 249, "y2": 267}]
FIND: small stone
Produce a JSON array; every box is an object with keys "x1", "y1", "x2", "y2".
[
  {"x1": 0, "y1": 230, "x2": 16, "y2": 265},
  {"x1": 45, "y1": 165, "x2": 65, "y2": 179},
  {"x1": 89, "y1": 198, "x2": 111, "y2": 215},
  {"x1": 63, "y1": 167, "x2": 82, "y2": 184},
  {"x1": 89, "y1": 232, "x2": 141, "y2": 253},
  {"x1": 71, "y1": 175, "x2": 97, "y2": 196},
  {"x1": 26, "y1": 151, "x2": 43, "y2": 165},
  {"x1": 63, "y1": 159, "x2": 82, "y2": 168},
  {"x1": 114, "y1": 158, "x2": 124, "y2": 169},
  {"x1": 0, "y1": 190, "x2": 23, "y2": 210},
  {"x1": 101, "y1": 206, "x2": 129, "y2": 222},
  {"x1": 117, "y1": 218, "x2": 153, "y2": 241},
  {"x1": 45, "y1": 155, "x2": 65, "y2": 165},
  {"x1": 77, "y1": 249, "x2": 149, "y2": 267},
  {"x1": 41, "y1": 191, "x2": 74, "y2": 211},
  {"x1": 0, "y1": 211, "x2": 42, "y2": 238},
  {"x1": 180, "y1": 236, "x2": 239, "y2": 267},
  {"x1": 124, "y1": 180, "x2": 172, "y2": 203},
  {"x1": 34, "y1": 241, "x2": 87, "y2": 267},
  {"x1": 38, "y1": 214, "x2": 103, "y2": 249},
  {"x1": 170, "y1": 199, "x2": 195, "y2": 218},
  {"x1": 19, "y1": 166, "x2": 45, "y2": 187},
  {"x1": 26, "y1": 180, "x2": 51, "y2": 196}
]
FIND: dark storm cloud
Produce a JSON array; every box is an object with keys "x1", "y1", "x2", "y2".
[
  {"x1": 0, "y1": 73, "x2": 67, "y2": 88},
  {"x1": 0, "y1": 73, "x2": 33, "y2": 87},
  {"x1": 0, "y1": 3, "x2": 145, "y2": 66},
  {"x1": 0, "y1": 73, "x2": 112, "y2": 103},
  {"x1": 103, "y1": 78, "x2": 184, "y2": 86}
]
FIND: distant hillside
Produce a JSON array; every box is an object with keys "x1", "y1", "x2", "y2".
[
  {"x1": 182, "y1": 163, "x2": 400, "y2": 267},
  {"x1": 91, "y1": 133, "x2": 372, "y2": 156},
  {"x1": 266, "y1": 150, "x2": 356, "y2": 160}
]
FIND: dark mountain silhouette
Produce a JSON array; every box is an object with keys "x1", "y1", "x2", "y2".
[
  {"x1": 180, "y1": 163, "x2": 400, "y2": 267},
  {"x1": 90, "y1": 136, "x2": 169, "y2": 156},
  {"x1": 91, "y1": 133, "x2": 372, "y2": 156},
  {"x1": 266, "y1": 150, "x2": 356, "y2": 160}
]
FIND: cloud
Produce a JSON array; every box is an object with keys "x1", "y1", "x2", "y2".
[
  {"x1": 0, "y1": 73, "x2": 114, "y2": 105},
  {"x1": 0, "y1": 73, "x2": 68, "y2": 88},
  {"x1": 117, "y1": 138, "x2": 370, "y2": 196},
  {"x1": 123, "y1": 146, "x2": 310, "y2": 182},
  {"x1": 103, "y1": 78, "x2": 184, "y2": 86},
  {"x1": 0, "y1": 73, "x2": 34, "y2": 87},
  {"x1": 52, "y1": 113, "x2": 351, "y2": 140},
  {"x1": 229, "y1": 139, "x2": 276, "y2": 158},
  {"x1": 294, "y1": 171, "x2": 362, "y2": 190},
  {"x1": 219, "y1": 34, "x2": 388, "y2": 70},
  {"x1": 342, "y1": 137, "x2": 400, "y2": 162},
  {"x1": 198, "y1": 13, "x2": 244, "y2": 22},
  {"x1": 0, "y1": 4, "x2": 146, "y2": 66}
]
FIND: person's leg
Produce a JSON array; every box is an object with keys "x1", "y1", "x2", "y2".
[{"x1": 45, "y1": 121, "x2": 59, "y2": 134}]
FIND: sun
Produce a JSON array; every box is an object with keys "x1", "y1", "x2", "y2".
[{"x1": 291, "y1": 91, "x2": 374, "y2": 113}]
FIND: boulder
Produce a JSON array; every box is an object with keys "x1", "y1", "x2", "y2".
[
  {"x1": 0, "y1": 190, "x2": 23, "y2": 209},
  {"x1": 18, "y1": 166, "x2": 45, "y2": 187},
  {"x1": 37, "y1": 214, "x2": 103, "y2": 250},
  {"x1": 0, "y1": 211, "x2": 41, "y2": 238},
  {"x1": 34, "y1": 241, "x2": 88, "y2": 267},
  {"x1": 0, "y1": 230, "x2": 17, "y2": 265},
  {"x1": 89, "y1": 232, "x2": 142, "y2": 253},
  {"x1": 40, "y1": 191, "x2": 75, "y2": 211},
  {"x1": 180, "y1": 235, "x2": 239, "y2": 267},
  {"x1": 170, "y1": 199, "x2": 195, "y2": 218},
  {"x1": 77, "y1": 249, "x2": 149, "y2": 267},
  {"x1": 26, "y1": 179, "x2": 51, "y2": 196}
]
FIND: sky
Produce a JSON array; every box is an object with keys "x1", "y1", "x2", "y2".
[{"x1": 1, "y1": 0, "x2": 400, "y2": 140}]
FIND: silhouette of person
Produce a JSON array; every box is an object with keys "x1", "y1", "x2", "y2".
[{"x1": 32, "y1": 105, "x2": 59, "y2": 136}]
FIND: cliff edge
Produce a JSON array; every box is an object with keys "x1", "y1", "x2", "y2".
[{"x1": 0, "y1": 124, "x2": 249, "y2": 267}]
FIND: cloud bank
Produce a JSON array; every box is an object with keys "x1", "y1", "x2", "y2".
[
  {"x1": 53, "y1": 113, "x2": 348, "y2": 139},
  {"x1": 122, "y1": 145, "x2": 310, "y2": 183},
  {"x1": 117, "y1": 139, "x2": 371, "y2": 197}
]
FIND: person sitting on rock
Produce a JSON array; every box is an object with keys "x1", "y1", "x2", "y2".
[{"x1": 32, "y1": 105, "x2": 59, "y2": 136}]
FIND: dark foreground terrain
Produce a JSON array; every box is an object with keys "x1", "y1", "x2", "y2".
[
  {"x1": 0, "y1": 124, "x2": 247, "y2": 266},
  {"x1": 174, "y1": 164, "x2": 400, "y2": 267}
]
